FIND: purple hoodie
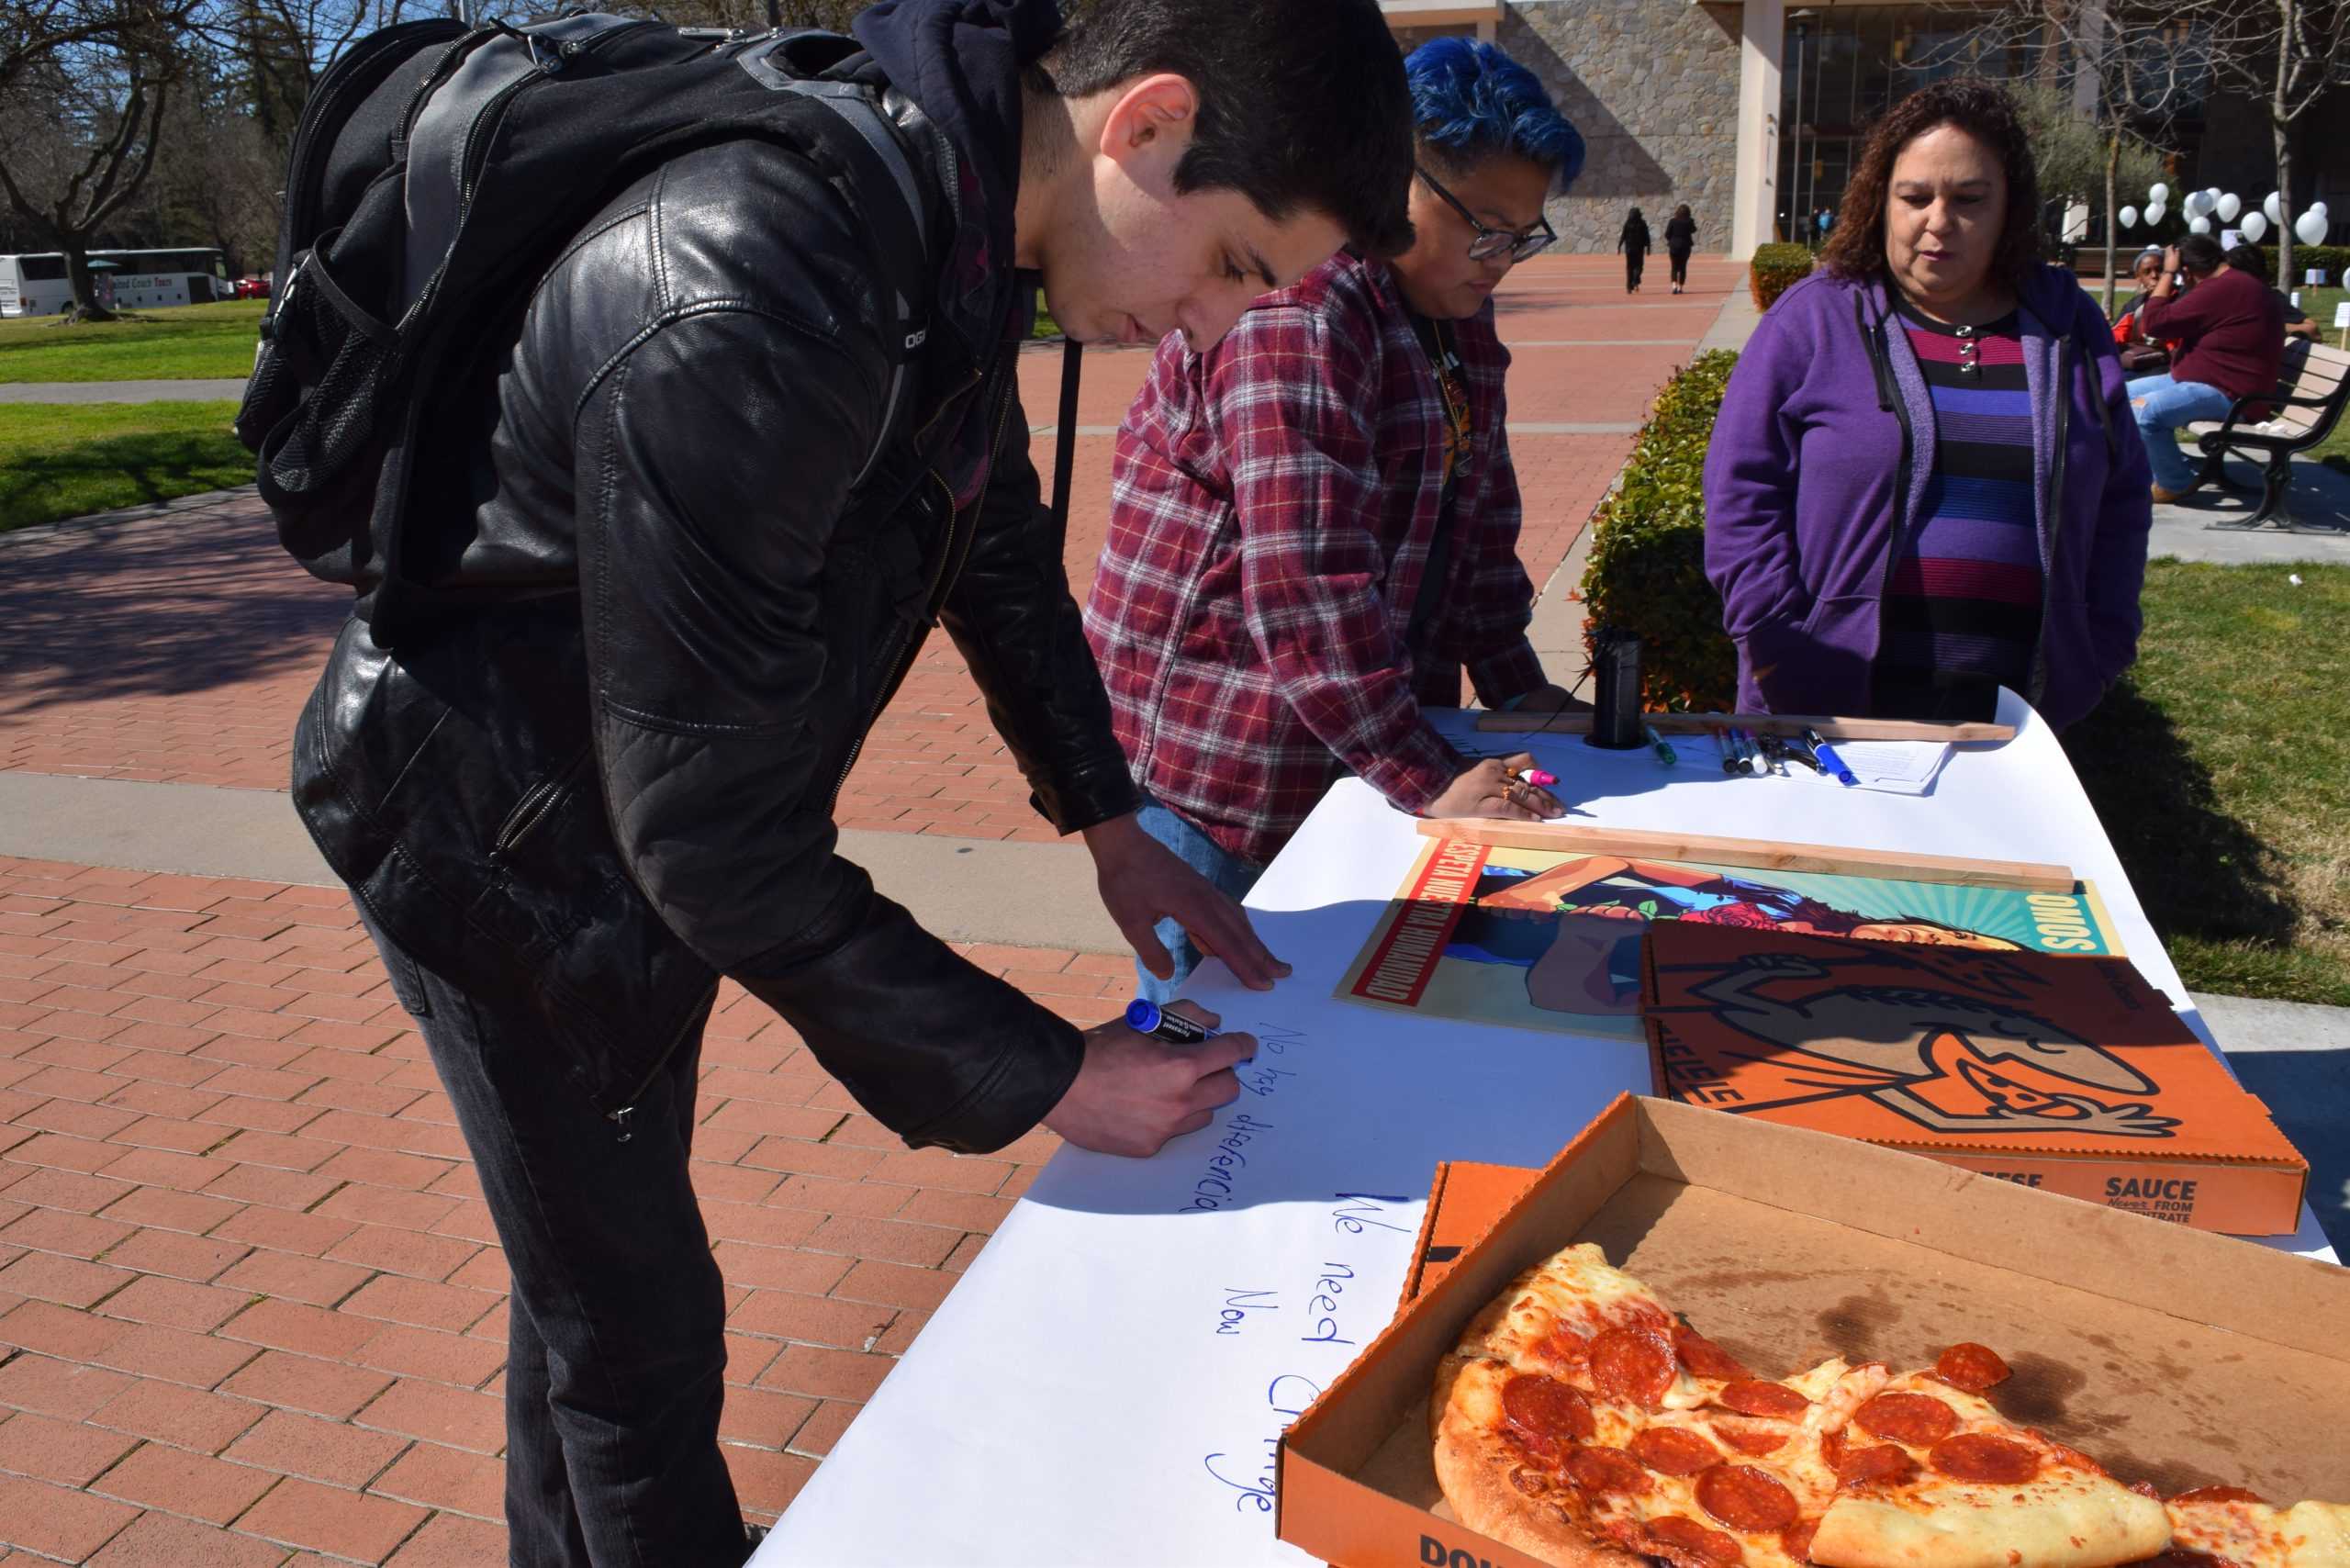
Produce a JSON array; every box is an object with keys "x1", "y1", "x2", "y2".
[{"x1": 1702, "y1": 263, "x2": 2152, "y2": 730}]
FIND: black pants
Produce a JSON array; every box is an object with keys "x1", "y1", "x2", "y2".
[
  {"x1": 1625, "y1": 250, "x2": 1646, "y2": 289},
  {"x1": 362, "y1": 913, "x2": 750, "y2": 1568},
  {"x1": 1670, "y1": 248, "x2": 1691, "y2": 286}
]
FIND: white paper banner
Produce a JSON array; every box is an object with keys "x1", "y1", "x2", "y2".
[{"x1": 759, "y1": 694, "x2": 2333, "y2": 1566}]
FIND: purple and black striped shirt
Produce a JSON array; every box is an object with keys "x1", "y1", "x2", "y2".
[{"x1": 1874, "y1": 299, "x2": 2042, "y2": 719}]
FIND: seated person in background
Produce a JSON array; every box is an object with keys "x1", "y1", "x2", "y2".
[
  {"x1": 1703, "y1": 79, "x2": 2149, "y2": 732},
  {"x1": 2111, "y1": 247, "x2": 2169, "y2": 365},
  {"x1": 2131, "y1": 234, "x2": 2286, "y2": 501},
  {"x1": 2223, "y1": 243, "x2": 2324, "y2": 343},
  {"x1": 1085, "y1": 37, "x2": 1586, "y2": 1002}
]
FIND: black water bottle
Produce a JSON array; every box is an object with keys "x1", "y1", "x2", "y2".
[{"x1": 1586, "y1": 626, "x2": 1645, "y2": 749}]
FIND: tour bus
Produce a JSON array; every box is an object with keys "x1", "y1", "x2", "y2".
[{"x1": 0, "y1": 247, "x2": 231, "y2": 316}]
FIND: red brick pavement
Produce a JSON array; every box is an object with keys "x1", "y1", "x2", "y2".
[
  {"x1": 0, "y1": 854, "x2": 1139, "y2": 1562},
  {"x1": 0, "y1": 255, "x2": 1745, "y2": 833}
]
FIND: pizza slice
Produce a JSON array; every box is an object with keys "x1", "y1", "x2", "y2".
[
  {"x1": 1435, "y1": 1349, "x2": 1891, "y2": 1568},
  {"x1": 2146, "y1": 1487, "x2": 2350, "y2": 1566},
  {"x1": 1451, "y1": 1241, "x2": 1718, "y2": 1414},
  {"x1": 1807, "y1": 1361, "x2": 2169, "y2": 1568},
  {"x1": 1438, "y1": 1241, "x2": 1887, "y2": 1565},
  {"x1": 1428, "y1": 1242, "x2": 2289, "y2": 1568}
]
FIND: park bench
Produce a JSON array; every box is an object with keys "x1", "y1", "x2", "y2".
[{"x1": 2187, "y1": 337, "x2": 2350, "y2": 532}]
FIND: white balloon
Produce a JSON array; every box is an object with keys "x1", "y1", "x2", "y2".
[
  {"x1": 2119, "y1": 205, "x2": 2140, "y2": 230},
  {"x1": 2217, "y1": 193, "x2": 2242, "y2": 221},
  {"x1": 2181, "y1": 191, "x2": 2207, "y2": 218},
  {"x1": 2241, "y1": 211, "x2": 2267, "y2": 242},
  {"x1": 2188, "y1": 215, "x2": 2212, "y2": 235},
  {"x1": 2315, "y1": 201, "x2": 2331, "y2": 217},
  {"x1": 2297, "y1": 210, "x2": 2329, "y2": 245},
  {"x1": 2208, "y1": 186, "x2": 2223, "y2": 204},
  {"x1": 2266, "y1": 192, "x2": 2284, "y2": 222},
  {"x1": 2146, "y1": 202, "x2": 2167, "y2": 226},
  {"x1": 2150, "y1": 183, "x2": 2169, "y2": 203}
]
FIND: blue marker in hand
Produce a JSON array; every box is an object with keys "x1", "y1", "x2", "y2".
[{"x1": 1125, "y1": 998, "x2": 1216, "y2": 1044}]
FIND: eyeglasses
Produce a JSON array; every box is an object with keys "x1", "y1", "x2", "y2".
[{"x1": 1415, "y1": 164, "x2": 1557, "y2": 263}]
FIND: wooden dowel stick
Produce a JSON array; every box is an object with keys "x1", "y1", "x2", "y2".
[
  {"x1": 1473, "y1": 711, "x2": 2014, "y2": 743},
  {"x1": 1416, "y1": 818, "x2": 2074, "y2": 892}
]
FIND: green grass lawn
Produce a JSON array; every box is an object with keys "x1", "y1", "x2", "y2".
[
  {"x1": 2065, "y1": 559, "x2": 2350, "y2": 1003},
  {"x1": 0, "y1": 401, "x2": 250, "y2": 532},
  {"x1": 0, "y1": 300, "x2": 265, "y2": 383}
]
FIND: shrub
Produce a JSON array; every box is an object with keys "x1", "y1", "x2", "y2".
[
  {"x1": 1578, "y1": 350, "x2": 1740, "y2": 711},
  {"x1": 1749, "y1": 243, "x2": 1815, "y2": 311},
  {"x1": 2255, "y1": 244, "x2": 2350, "y2": 286}
]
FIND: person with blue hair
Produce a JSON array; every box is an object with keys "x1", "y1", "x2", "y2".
[{"x1": 1085, "y1": 37, "x2": 1591, "y2": 1002}]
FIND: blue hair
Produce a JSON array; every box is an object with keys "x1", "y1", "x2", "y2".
[{"x1": 1404, "y1": 37, "x2": 1585, "y2": 189}]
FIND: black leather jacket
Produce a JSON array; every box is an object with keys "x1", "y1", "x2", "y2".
[{"x1": 291, "y1": 0, "x2": 1136, "y2": 1153}]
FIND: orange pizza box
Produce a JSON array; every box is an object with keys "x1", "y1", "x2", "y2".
[
  {"x1": 1274, "y1": 1094, "x2": 2350, "y2": 1568},
  {"x1": 1639, "y1": 923, "x2": 2309, "y2": 1235},
  {"x1": 1395, "y1": 1161, "x2": 1538, "y2": 1311}
]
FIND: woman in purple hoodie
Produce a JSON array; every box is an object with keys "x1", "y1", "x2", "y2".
[{"x1": 1703, "y1": 80, "x2": 2151, "y2": 730}]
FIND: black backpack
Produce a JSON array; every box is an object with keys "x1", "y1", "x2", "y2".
[{"x1": 236, "y1": 12, "x2": 935, "y2": 633}]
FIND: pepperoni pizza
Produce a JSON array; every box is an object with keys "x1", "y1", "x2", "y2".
[{"x1": 1430, "y1": 1242, "x2": 2349, "y2": 1568}]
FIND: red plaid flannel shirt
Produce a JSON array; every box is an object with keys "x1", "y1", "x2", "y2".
[{"x1": 1082, "y1": 251, "x2": 1548, "y2": 867}]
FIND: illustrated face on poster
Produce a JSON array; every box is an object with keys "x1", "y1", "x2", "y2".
[{"x1": 1338, "y1": 838, "x2": 2124, "y2": 1041}]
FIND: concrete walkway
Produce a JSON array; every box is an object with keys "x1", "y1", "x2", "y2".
[
  {"x1": 0, "y1": 379, "x2": 250, "y2": 404},
  {"x1": 0, "y1": 771, "x2": 1125, "y2": 956},
  {"x1": 2147, "y1": 454, "x2": 2350, "y2": 558}
]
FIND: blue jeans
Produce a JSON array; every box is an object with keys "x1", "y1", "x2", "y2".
[
  {"x1": 1131, "y1": 798, "x2": 1266, "y2": 1005},
  {"x1": 2128, "y1": 373, "x2": 2234, "y2": 492}
]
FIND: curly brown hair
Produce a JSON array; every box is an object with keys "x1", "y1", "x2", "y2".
[{"x1": 1818, "y1": 78, "x2": 2042, "y2": 295}]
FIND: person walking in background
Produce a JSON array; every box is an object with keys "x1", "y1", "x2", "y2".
[
  {"x1": 1620, "y1": 206, "x2": 1651, "y2": 292},
  {"x1": 1664, "y1": 204, "x2": 1696, "y2": 292},
  {"x1": 1087, "y1": 37, "x2": 1588, "y2": 1004},
  {"x1": 2130, "y1": 234, "x2": 2285, "y2": 502},
  {"x1": 1703, "y1": 78, "x2": 2149, "y2": 732}
]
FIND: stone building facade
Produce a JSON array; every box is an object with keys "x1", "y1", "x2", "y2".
[
  {"x1": 1499, "y1": 0, "x2": 1743, "y2": 256},
  {"x1": 1381, "y1": 0, "x2": 2348, "y2": 258}
]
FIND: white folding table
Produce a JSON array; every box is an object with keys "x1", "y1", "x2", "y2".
[{"x1": 759, "y1": 693, "x2": 2334, "y2": 1566}]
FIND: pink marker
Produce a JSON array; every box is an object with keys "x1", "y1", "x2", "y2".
[{"x1": 1511, "y1": 767, "x2": 1558, "y2": 788}]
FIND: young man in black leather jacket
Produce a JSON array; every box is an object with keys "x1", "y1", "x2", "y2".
[{"x1": 290, "y1": 0, "x2": 1415, "y2": 1559}]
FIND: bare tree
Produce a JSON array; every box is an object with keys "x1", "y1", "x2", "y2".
[
  {"x1": 2172, "y1": 0, "x2": 2350, "y2": 279},
  {"x1": 132, "y1": 39, "x2": 284, "y2": 273},
  {"x1": 0, "y1": 0, "x2": 198, "y2": 320},
  {"x1": 1924, "y1": 0, "x2": 2199, "y2": 311}
]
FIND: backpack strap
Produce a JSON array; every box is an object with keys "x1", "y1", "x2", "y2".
[
  {"x1": 398, "y1": 15, "x2": 646, "y2": 317},
  {"x1": 395, "y1": 20, "x2": 938, "y2": 491},
  {"x1": 744, "y1": 64, "x2": 935, "y2": 487}
]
